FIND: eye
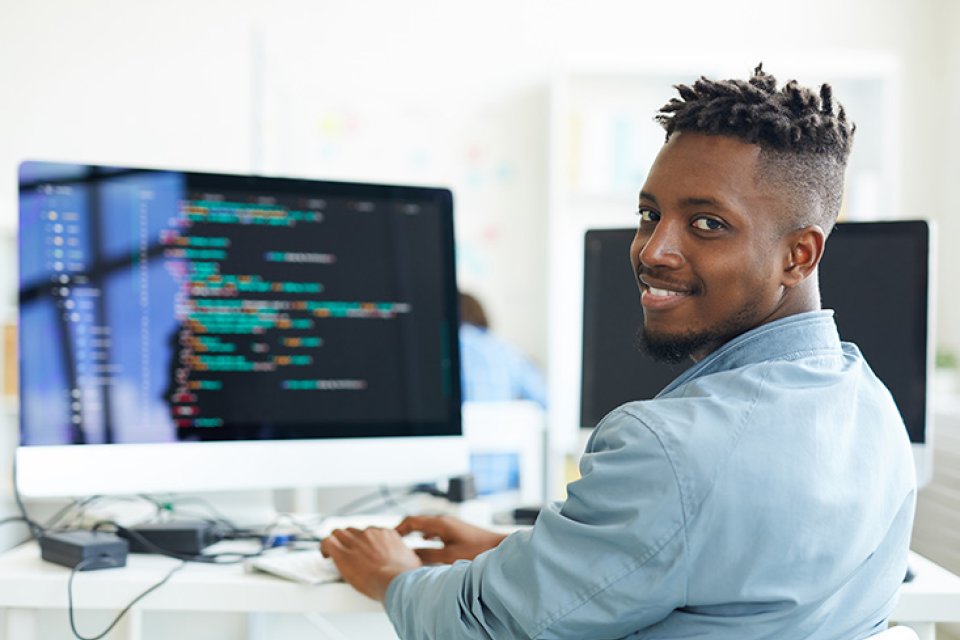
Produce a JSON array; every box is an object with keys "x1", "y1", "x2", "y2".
[
  {"x1": 637, "y1": 207, "x2": 660, "y2": 224},
  {"x1": 692, "y1": 217, "x2": 726, "y2": 231}
]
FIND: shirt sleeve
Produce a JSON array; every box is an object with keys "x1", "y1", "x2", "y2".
[
  {"x1": 384, "y1": 408, "x2": 689, "y2": 640},
  {"x1": 510, "y1": 352, "x2": 548, "y2": 408}
]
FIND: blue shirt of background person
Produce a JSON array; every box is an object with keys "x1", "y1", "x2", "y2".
[{"x1": 458, "y1": 292, "x2": 547, "y2": 408}]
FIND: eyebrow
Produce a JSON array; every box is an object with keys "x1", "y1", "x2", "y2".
[
  {"x1": 639, "y1": 191, "x2": 658, "y2": 204},
  {"x1": 681, "y1": 196, "x2": 726, "y2": 208},
  {"x1": 639, "y1": 191, "x2": 728, "y2": 210}
]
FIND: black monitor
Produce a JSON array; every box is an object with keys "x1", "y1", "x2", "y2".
[
  {"x1": 17, "y1": 161, "x2": 467, "y2": 497},
  {"x1": 580, "y1": 228, "x2": 689, "y2": 427},
  {"x1": 580, "y1": 221, "x2": 932, "y2": 481}
]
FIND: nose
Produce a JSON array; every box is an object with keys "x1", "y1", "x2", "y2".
[{"x1": 635, "y1": 219, "x2": 684, "y2": 270}]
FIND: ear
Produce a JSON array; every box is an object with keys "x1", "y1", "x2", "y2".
[{"x1": 782, "y1": 225, "x2": 825, "y2": 288}]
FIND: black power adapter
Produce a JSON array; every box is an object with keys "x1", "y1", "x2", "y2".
[
  {"x1": 118, "y1": 520, "x2": 221, "y2": 556},
  {"x1": 412, "y1": 473, "x2": 479, "y2": 503},
  {"x1": 39, "y1": 530, "x2": 129, "y2": 570},
  {"x1": 446, "y1": 474, "x2": 478, "y2": 503}
]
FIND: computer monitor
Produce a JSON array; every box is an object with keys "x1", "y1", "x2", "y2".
[
  {"x1": 16, "y1": 161, "x2": 468, "y2": 499},
  {"x1": 580, "y1": 220, "x2": 934, "y2": 486}
]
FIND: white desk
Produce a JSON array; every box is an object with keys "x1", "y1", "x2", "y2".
[
  {"x1": 0, "y1": 545, "x2": 958, "y2": 640},
  {"x1": 894, "y1": 552, "x2": 960, "y2": 640},
  {"x1": 0, "y1": 542, "x2": 381, "y2": 640}
]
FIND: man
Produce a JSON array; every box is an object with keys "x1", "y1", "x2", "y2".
[{"x1": 320, "y1": 66, "x2": 916, "y2": 639}]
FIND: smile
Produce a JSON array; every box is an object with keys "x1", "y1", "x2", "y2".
[
  {"x1": 647, "y1": 286, "x2": 687, "y2": 298},
  {"x1": 639, "y1": 278, "x2": 694, "y2": 311}
]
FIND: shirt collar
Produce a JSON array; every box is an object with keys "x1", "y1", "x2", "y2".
[{"x1": 657, "y1": 310, "x2": 842, "y2": 397}]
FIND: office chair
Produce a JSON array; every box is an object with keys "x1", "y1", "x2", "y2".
[{"x1": 865, "y1": 626, "x2": 920, "y2": 640}]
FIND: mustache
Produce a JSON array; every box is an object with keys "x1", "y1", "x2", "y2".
[{"x1": 636, "y1": 267, "x2": 700, "y2": 294}]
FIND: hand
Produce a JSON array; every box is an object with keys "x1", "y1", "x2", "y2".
[
  {"x1": 320, "y1": 527, "x2": 422, "y2": 602},
  {"x1": 395, "y1": 515, "x2": 508, "y2": 564}
]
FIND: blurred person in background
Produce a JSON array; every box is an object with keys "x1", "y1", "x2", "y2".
[{"x1": 458, "y1": 291, "x2": 547, "y2": 408}]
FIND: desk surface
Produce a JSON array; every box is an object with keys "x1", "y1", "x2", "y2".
[
  {"x1": 896, "y1": 551, "x2": 960, "y2": 623},
  {"x1": 0, "y1": 542, "x2": 381, "y2": 614},
  {"x1": 0, "y1": 543, "x2": 958, "y2": 622}
]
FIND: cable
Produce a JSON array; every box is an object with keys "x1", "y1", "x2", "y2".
[
  {"x1": 260, "y1": 512, "x2": 323, "y2": 544},
  {"x1": 227, "y1": 486, "x2": 416, "y2": 547},
  {"x1": 10, "y1": 454, "x2": 44, "y2": 539},
  {"x1": 376, "y1": 485, "x2": 409, "y2": 514},
  {"x1": 148, "y1": 494, "x2": 245, "y2": 533},
  {"x1": 42, "y1": 497, "x2": 95, "y2": 532},
  {"x1": 261, "y1": 483, "x2": 435, "y2": 545},
  {"x1": 67, "y1": 556, "x2": 186, "y2": 640},
  {"x1": 23, "y1": 481, "x2": 456, "y2": 640},
  {"x1": 10, "y1": 458, "x2": 152, "y2": 539},
  {"x1": 329, "y1": 484, "x2": 420, "y2": 518},
  {"x1": 43, "y1": 495, "x2": 142, "y2": 533},
  {"x1": 93, "y1": 521, "x2": 262, "y2": 565},
  {"x1": 38, "y1": 494, "x2": 163, "y2": 535},
  {"x1": 60, "y1": 514, "x2": 261, "y2": 639}
]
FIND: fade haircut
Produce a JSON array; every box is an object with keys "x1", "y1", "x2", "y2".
[{"x1": 655, "y1": 64, "x2": 855, "y2": 235}]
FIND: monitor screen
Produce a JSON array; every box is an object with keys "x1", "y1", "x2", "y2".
[
  {"x1": 819, "y1": 221, "x2": 930, "y2": 446},
  {"x1": 580, "y1": 222, "x2": 931, "y2": 452},
  {"x1": 17, "y1": 161, "x2": 465, "y2": 496},
  {"x1": 580, "y1": 228, "x2": 689, "y2": 428}
]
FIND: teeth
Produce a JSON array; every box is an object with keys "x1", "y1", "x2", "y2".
[{"x1": 648, "y1": 286, "x2": 684, "y2": 297}]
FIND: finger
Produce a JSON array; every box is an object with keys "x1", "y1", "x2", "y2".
[
  {"x1": 331, "y1": 528, "x2": 358, "y2": 548},
  {"x1": 397, "y1": 515, "x2": 448, "y2": 539},
  {"x1": 395, "y1": 516, "x2": 425, "y2": 535},
  {"x1": 320, "y1": 535, "x2": 345, "y2": 558},
  {"x1": 370, "y1": 526, "x2": 401, "y2": 542},
  {"x1": 364, "y1": 525, "x2": 389, "y2": 535}
]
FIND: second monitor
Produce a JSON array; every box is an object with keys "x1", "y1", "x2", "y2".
[{"x1": 580, "y1": 221, "x2": 933, "y2": 485}]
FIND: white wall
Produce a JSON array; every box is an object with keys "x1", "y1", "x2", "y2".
[
  {"x1": 934, "y1": 0, "x2": 960, "y2": 362},
  {"x1": 0, "y1": 0, "x2": 957, "y2": 370}
]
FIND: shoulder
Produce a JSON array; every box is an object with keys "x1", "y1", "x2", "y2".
[
  {"x1": 597, "y1": 362, "x2": 772, "y2": 452},
  {"x1": 585, "y1": 363, "x2": 776, "y2": 516}
]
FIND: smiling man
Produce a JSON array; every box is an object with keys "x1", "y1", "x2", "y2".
[
  {"x1": 634, "y1": 133, "x2": 820, "y2": 364},
  {"x1": 321, "y1": 66, "x2": 917, "y2": 640}
]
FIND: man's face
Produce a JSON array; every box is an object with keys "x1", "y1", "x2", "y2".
[{"x1": 630, "y1": 132, "x2": 794, "y2": 363}]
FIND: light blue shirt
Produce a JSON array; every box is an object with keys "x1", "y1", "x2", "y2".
[
  {"x1": 387, "y1": 311, "x2": 916, "y2": 640},
  {"x1": 460, "y1": 323, "x2": 548, "y2": 408}
]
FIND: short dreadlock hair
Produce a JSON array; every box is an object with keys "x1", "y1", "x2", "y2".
[{"x1": 655, "y1": 64, "x2": 855, "y2": 235}]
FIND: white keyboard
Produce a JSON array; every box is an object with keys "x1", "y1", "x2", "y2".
[{"x1": 247, "y1": 550, "x2": 342, "y2": 585}]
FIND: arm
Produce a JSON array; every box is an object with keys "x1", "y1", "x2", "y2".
[{"x1": 384, "y1": 410, "x2": 690, "y2": 639}]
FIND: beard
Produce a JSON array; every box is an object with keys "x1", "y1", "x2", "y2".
[
  {"x1": 637, "y1": 304, "x2": 762, "y2": 364},
  {"x1": 637, "y1": 327, "x2": 718, "y2": 364}
]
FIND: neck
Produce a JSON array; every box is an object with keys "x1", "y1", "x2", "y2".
[
  {"x1": 779, "y1": 277, "x2": 822, "y2": 317},
  {"x1": 687, "y1": 280, "x2": 822, "y2": 364}
]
